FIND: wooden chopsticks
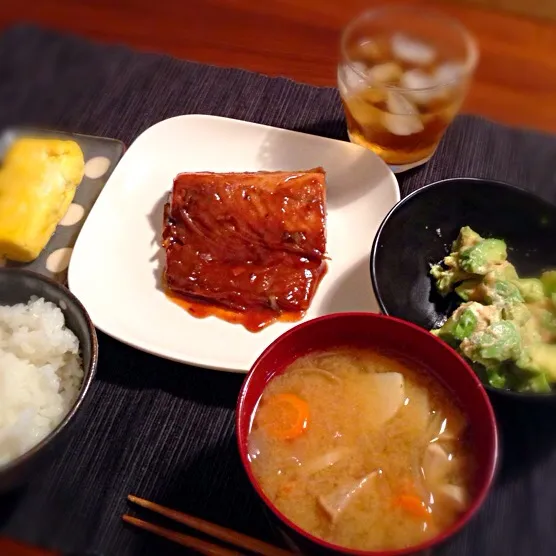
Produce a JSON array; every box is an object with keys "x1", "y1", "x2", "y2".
[{"x1": 123, "y1": 494, "x2": 295, "y2": 556}]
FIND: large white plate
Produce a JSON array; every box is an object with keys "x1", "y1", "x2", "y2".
[{"x1": 69, "y1": 115, "x2": 399, "y2": 372}]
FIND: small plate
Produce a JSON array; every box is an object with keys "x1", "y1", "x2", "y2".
[
  {"x1": 69, "y1": 115, "x2": 399, "y2": 372},
  {"x1": 0, "y1": 127, "x2": 124, "y2": 283}
]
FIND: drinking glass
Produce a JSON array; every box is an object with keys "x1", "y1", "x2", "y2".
[{"x1": 338, "y1": 6, "x2": 478, "y2": 173}]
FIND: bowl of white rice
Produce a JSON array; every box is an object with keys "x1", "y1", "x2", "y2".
[{"x1": 0, "y1": 268, "x2": 97, "y2": 492}]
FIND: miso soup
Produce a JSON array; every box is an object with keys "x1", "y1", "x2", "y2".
[{"x1": 248, "y1": 348, "x2": 475, "y2": 551}]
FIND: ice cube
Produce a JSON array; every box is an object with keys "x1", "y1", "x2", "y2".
[
  {"x1": 368, "y1": 62, "x2": 403, "y2": 85},
  {"x1": 392, "y1": 33, "x2": 436, "y2": 66},
  {"x1": 382, "y1": 114, "x2": 424, "y2": 137},
  {"x1": 434, "y1": 62, "x2": 464, "y2": 86},
  {"x1": 400, "y1": 69, "x2": 439, "y2": 104},
  {"x1": 386, "y1": 91, "x2": 420, "y2": 115},
  {"x1": 338, "y1": 62, "x2": 368, "y2": 96},
  {"x1": 382, "y1": 91, "x2": 424, "y2": 136},
  {"x1": 347, "y1": 94, "x2": 382, "y2": 126},
  {"x1": 400, "y1": 68, "x2": 436, "y2": 90}
]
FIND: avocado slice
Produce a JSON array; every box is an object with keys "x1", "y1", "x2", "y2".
[
  {"x1": 484, "y1": 280, "x2": 523, "y2": 305},
  {"x1": 522, "y1": 373, "x2": 551, "y2": 393},
  {"x1": 513, "y1": 278, "x2": 545, "y2": 303},
  {"x1": 461, "y1": 320, "x2": 521, "y2": 365},
  {"x1": 502, "y1": 303, "x2": 532, "y2": 326},
  {"x1": 430, "y1": 264, "x2": 471, "y2": 297},
  {"x1": 541, "y1": 270, "x2": 556, "y2": 296},
  {"x1": 486, "y1": 262, "x2": 519, "y2": 282},
  {"x1": 452, "y1": 226, "x2": 482, "y2": 251},
  {"x1": 455, "y1": 278, "x2": 484, "y2": 302},
  {"x1": 459, "y1": 239, "x2": 507, "y2": 275},
  {"x1": 519, "y1": 344, "x2": 556, "y2": 382}
]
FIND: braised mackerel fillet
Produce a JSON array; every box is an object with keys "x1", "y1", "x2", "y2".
[{"x1": 162, "y1": 169, "x2": 327, "y2": 331}]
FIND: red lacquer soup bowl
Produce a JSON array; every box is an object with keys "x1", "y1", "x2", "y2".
[{"x1": 236, "y1": 312, "x2": 499, "y2": 556}]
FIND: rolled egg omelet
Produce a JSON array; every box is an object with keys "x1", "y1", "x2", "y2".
[{"x1": 0, "y1": 138, "x2": 85, "y2": 262}]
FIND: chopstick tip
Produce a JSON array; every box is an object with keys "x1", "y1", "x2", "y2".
[{"x1": 128, "y1": 494, "x2": 151, "y2": 509}]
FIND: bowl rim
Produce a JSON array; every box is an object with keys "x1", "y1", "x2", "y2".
[
  {"x1": 236, "y1": 311, "x2": 499, "y2": 556},
  {"x1": 0, "y1": 268, "x2": 99, "y2": 474},
  {"x1": 370, "y1": 177, "x2": 556, "y2": 400}
]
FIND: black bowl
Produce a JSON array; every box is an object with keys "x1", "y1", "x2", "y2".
[
  {"x1": 0, "y1": 269, "x2": 98, "y2": 493},
  {"x1": 371, "y1": 178, "x2": 556, "y2": 399}
]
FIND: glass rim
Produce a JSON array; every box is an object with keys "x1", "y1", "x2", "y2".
[{"x1": 340, "y1": 5, "x2": 479, "y2": 92}]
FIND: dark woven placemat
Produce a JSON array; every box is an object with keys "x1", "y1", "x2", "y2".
[{"x1": 1, "y1": 24, "x2": 555, "y2": 556}]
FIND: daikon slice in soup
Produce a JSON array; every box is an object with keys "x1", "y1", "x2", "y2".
[{"x1": 248, "y1": 348, "x2": 475, "y2": 551}]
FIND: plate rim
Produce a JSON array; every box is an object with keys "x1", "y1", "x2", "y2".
[{"x1": 69, "y1": 114, "x2": 400, "y2": 372}]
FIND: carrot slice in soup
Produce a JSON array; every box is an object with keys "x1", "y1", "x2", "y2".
[
  {"x1": 394, "y1": 494, "x2": 431, "y2": 521},
  {"x1": 257, "y1": 393, "x2": 309, "y2": 440}
]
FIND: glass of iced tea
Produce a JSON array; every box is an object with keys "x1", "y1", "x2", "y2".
[{"x1": 338, "y1": 6, "x2": 478, "y2": 172}]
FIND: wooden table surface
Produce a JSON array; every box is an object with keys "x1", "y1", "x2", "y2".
[
  {"x1": 1, "y1": 0, "x2": 556, "y2": 133},
  {"x1": 2, "y1": 0, "x2": 556, "y2": 133}
]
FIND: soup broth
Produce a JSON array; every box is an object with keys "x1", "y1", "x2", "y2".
[{"x1": 248, "y1": 348, "x2": 474, "y2": 551}]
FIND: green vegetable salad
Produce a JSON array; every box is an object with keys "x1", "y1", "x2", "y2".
[{"x1": 430, "y1": 226, "x2": 556, "y2": 393}]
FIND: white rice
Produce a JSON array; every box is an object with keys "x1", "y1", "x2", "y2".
[{"x1": 0, "y1": 296, "x2": 84, "y2": 466}]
